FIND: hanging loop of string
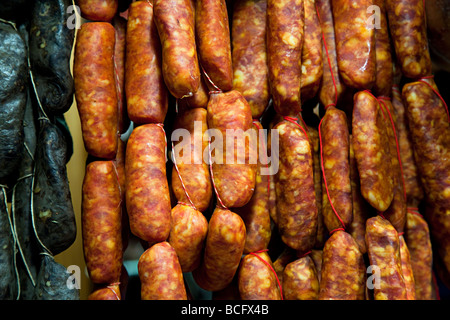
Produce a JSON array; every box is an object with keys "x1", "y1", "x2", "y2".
[
  {"x1": 171, "y1": 141, "x2": 197, "y2": 210},
  {"x1": 248, "y1": 249, "x2": 283, "y2": 300},
  {"x1": 207, "y1": 137, "x2": 227, "y2": 210}
]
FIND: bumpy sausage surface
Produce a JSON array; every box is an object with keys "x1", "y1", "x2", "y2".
[
  {"x1": 399, "y1": 234, "x2": 416, "y2": 300},
  {"x1": 154, "y1": 0, "x2": 200, "y2": 99},
  {"x1": 125, "y1": 124, "x2": 171, "y2": 244},
  {"x1": 82, "y1": 161, "x2": 123, "y2": 285},
  {"x1": 138, "y1": 241, "x2": 187, "y2": 300},
  {"x1": 267, "y1": 0, "x2": 304, "y2": 117},
  {"x1": 76, "y1": 0, "x2": 118, "y2": 22},
  {"x1": 74, "y1": 22, "x2": 118, "y2": 159},
  {"x1": 283, "y1": 255, "x2": 320, "y2": 300}
]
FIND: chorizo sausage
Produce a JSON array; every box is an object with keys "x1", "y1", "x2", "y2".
[
  {"x1": 125, "y1": 124, "x2": 171, "y2": 244},
  {"x1": 319, "y1": 106, "x2": 353, "y2": 233},
  {"x1": 167, "y1": 203, "x2": 208, "y2": 273},
  {"x1": 195, "y1": 0, "x2": 233, "y2": 92},
  {"x1": 267, "y1": 0, "x2": 304, "y2": 117},
  {"x1": 283, "y1": 255, "x2": 320, "y2": 300},
  {"x1": 399, "y1": 234, "x2": 416, "y2": 300},
  {"x1": 88, "y1": 285, "x2": 120, "y2": 300},
  {"x1": 82, "y1": 161, "x2": 123, "y2": 285},
  {"x1": 274, "y1": 119, "x2": 318, "y2": 254},
  {"x1": 76, "y1": 0, "x2": 118, "y2": 22},
  {"x1": 178, "y1": 74, "x2": 210, "y2": 110},
  {"x1": 73, "y1": 22, "x2": 118, "y2": 159},
  {"x1": 206, "y1": 90, "x2": 256, "y2": 208},
  {"x1": 193, "y1": 207, "x2": 246, "y2": 291},
  {"x1": 316, "y1": 0, "x2": 346, "y2": 107},
  {"x1": 301, "y1": 0, "x2": 323, "y2": 103},
  {"x1": 372, "y1": 0, "x2": 393, "y2": 97},
  {"x1": 319, "y1": 230, "x2": 366, "y2": 300},
  {"x1": 171, "y1": 108, "x2": 212, "y2": 212},
  {"x1": 29, "y1": 0, "x2": 75, "y2": 115},
  {"x1": 138, "y1": 241, "x2": 187, "y2": 300},
  {"x1": 272, "y1": 247, "x2": 296, "y2": 284},
  {"x1": 231, "y1": 0, "x2": 269, "y2": 119},
  {"x1": 386, "y1": 0, "x2": 431, "y2": 79},
  {"x1": 238, "y1": 251, "x2": 282, "y2": 300},
  {"x1": 154, "y1": 0, "x2": 200, "y2": 99},
  {"x1": 365, "y1": 215, "x2": 407, "y2": 300},
  {"x1": 125, "y1": 1, "x2": 168, "y2": 124},
  {"x1": 405, "y1": 209, "x2": 434, "y2": 300},
  {"x1": 352, "y1": 90, "x2": 394, "y2": 212},
  {"x1": 402, "y1": 79, "x2": 450, "y2": 281},
  {"x1": 234, "y1": 121, "x2": 271, "y2": 253}
]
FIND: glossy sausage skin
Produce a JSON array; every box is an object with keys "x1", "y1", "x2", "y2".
[
  {"x1": 125, "y1": 1, "x2": 168, "y2": 124},
  {"x1": 319, "y1": 230, "x2": 366, "y2": 300},
  {"x1": 167, "y1": 203, "x2": 208, "y2": 273},
  {"x1": 82, "y1": 161, "x2": 123, "y2": 284},
  {"x1": 399, "y1": 234, "x2": 416, "y2": 300},
  {"x1": 88, "y1": 285, "x2": 120, "y2": 300},
  {"x1": 195, "y1": 0, "x2": 233, "y2": 92},
  {"x1": 193, "y1": 207, "x2": 246, "y2": 291},
  {"x1": 74, "y1": 22, "x2": 118, "y2": 159},
  {"x1": 320, "y1": 106, "x2": 353, "y2": 233},
  {"x1": 283, "y1": 255, "x2": 320, "y2": 300},
  {"x1": 267, "y1": 0, "x2": 304, "y2": 117},
  {"x1": 171, "y1": 108, "x2": 212, "y2": 212},
  {"x1": 386, "y1": 0, "x2": 432, "y2": 79},
  {"x1": 232, "y1": 0, "x2": 269, "y2": 119},
  {"x1": 154, "y1": 0, "x2": 200, "y2": 99},
  {"x1": 274, "y1": 119, "x2": 318, "y2": 254},
  {"x1": 125, "y1": 124, "x2": 171, "y2": 244},
  {"x1": 352, "y1": 91, "x2": 394, "y2": 212},
  {"x1": 76, "y1": 0, "x2": 118, "y2": 22},
  {"x1": 138, "y1": 241, "x2": 187, "y2": 300},
  {"x1": 238, "y1": 251, "x2": 282, "y2": 300},
  {"x1": 365, "y1": 215, "x2": 407, "y2": 300},
  {"x1": 332, "y1": 0, "x2": 376, "y2": 90},
  {"x1": 207, "y1": 90, "x2": 256, "y2": 208}
]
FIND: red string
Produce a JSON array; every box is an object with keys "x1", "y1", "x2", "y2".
[
  {"x1": 417, "y1": 76, "x2": 450, "y2": 123},
  {"x1": 207, "y1": 138, "x2": 227, "y2": 209},
  {"x1": 200, "y1": 64, "x2": 222, "y2": 95},
  {"x1": 318, "y1": 116, "x2": 346, "y2": 234},
  {"x1": 171, "y1": 141, "x2": 198, "y2": 210},
  {"x1": 107, "y1": 282, "x2": 121, "y2": 300},
  {"x1": 283, "y1": 116, "x2": 309, "y2": 140},
  {"x1": 248, "y1": 249, "x2": 283, "y2": 300},
  {"x1": 315, "y1": 3, "x2": 338, "y2": 109},
  {"x1": 377, "y1": 96, "x2": 408, "y2": 203},
  {"x1": 407, "y1": 207, "x2": 423, "y2": 218}
]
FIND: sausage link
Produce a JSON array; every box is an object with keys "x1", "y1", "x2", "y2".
[
  {"x1": 402, "y1": 79, "x2": 450, "y2": 280},
  {"x1": 283, "y1": 255, "x2": 320, "y2": 300},
  {"x1": 82, "y1": 161, "x2": 123, "y2": 284},
  {"x1": 178, "y1": 74, "x2": 210, "y2": 110},
  {"x1": 310, "y1": 249, "x2": 323, "y2": 283},
  {"x1": 386, "y1": 0, "x2": 431, "y2": 79},
  {"x1": 332, "y1": 0, "x2": 376, "y2": 90},
  {"x1": 207, "y1": 90, "x2": 256, "y2": 208},
  {"x1": 405, "y1": 210, "x2": 434, "y2": 300},
  {"x1": 154, "y1": 0, "x2": 200, "y2": 99},
  {"x1": 234, "y1": 121, "x2": 271, "y2": 253},
  {"x1": 74, "y1": 22, "x2": 118, "y2": 159},
  {"x1": 167, "y1": 203, "x2": 208, "y2": 273},
  {"x1": 171, "y1": 108, "x2": 212, "y2": 212},
  {"x1": 125, "y1": 1, "x2": 168, "y2": 124},
  {"x1": 125, "y1": 124, "x2": 171, "y2": 244},
  {"x1": 273, "y1": 247, "x2": 296, "y2": 284},
  {"x1": 352, "y1": 90, "x2": 394, "y2": 212},
  {"x1": 301, "y1": 0, "x2": 323, "y2": 103},
  {"x1": 274, "y1": 119, "x2": 318, "y2": 253},
  {"x1": 399, "y1": 234, "x2": 416, "y2": 300},
  {"x1": 391, "y1": 87, "x2": 423, "y2": 206},
  {"x1": 267, "y1": 0, "x2": 304, "y2": 117},
  {"x1": 320, "y1": 106, "x2": 353, "y2": 233},
  {"x1": 319, "y1": 230, "x2": 366, "y2": 300},
  {"x1": 76, "y1": 0, "x2": 118, "y2": 22},
  {"x1": 365, "y1": 215, "x2": 407, "y2": 300},
  {"x1": 347, "y1": 135, "x2": 372, "y2": 254},
  {"x1": 372, "y1": 0, "x2": 393, "y2": 97},
  {"x1": 88, "y1": 285, "x2": 120, "y2": 300},
  {"x1": 138, "y1": 241, "x2": 187, "y2": 300},
  {"x1": 316, "y1": 0, "x2": 346, "y2": 107},
  {"x1": 193, "y1": 207, "x2": 246, "y2": 291},
  {"x1": 195, "y1": 0, "x2": 233, "y2": 92},
  {"x1": 231, "y1": 0, "x2": 269, "y2": 119},
  {"x1": 238, "y1": 251, "x2": 282, "y2": 300}
]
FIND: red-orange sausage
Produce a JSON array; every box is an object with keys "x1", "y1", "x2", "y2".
[
  {"x1": 125, "y1": 124, "x2": 171, "y2": 244},
  {"x1": 82, "y1": 161, "x2": 123, "y2": 285},
  {"x1": 74, "y1": 22, "x2": 118, "y2": 160},
  {"x1": 76, "y1": 0, "x2": 118, "y2": 22},
  {"x1": 125, "y1": 1, "x2": 168, "y2": 124}
]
